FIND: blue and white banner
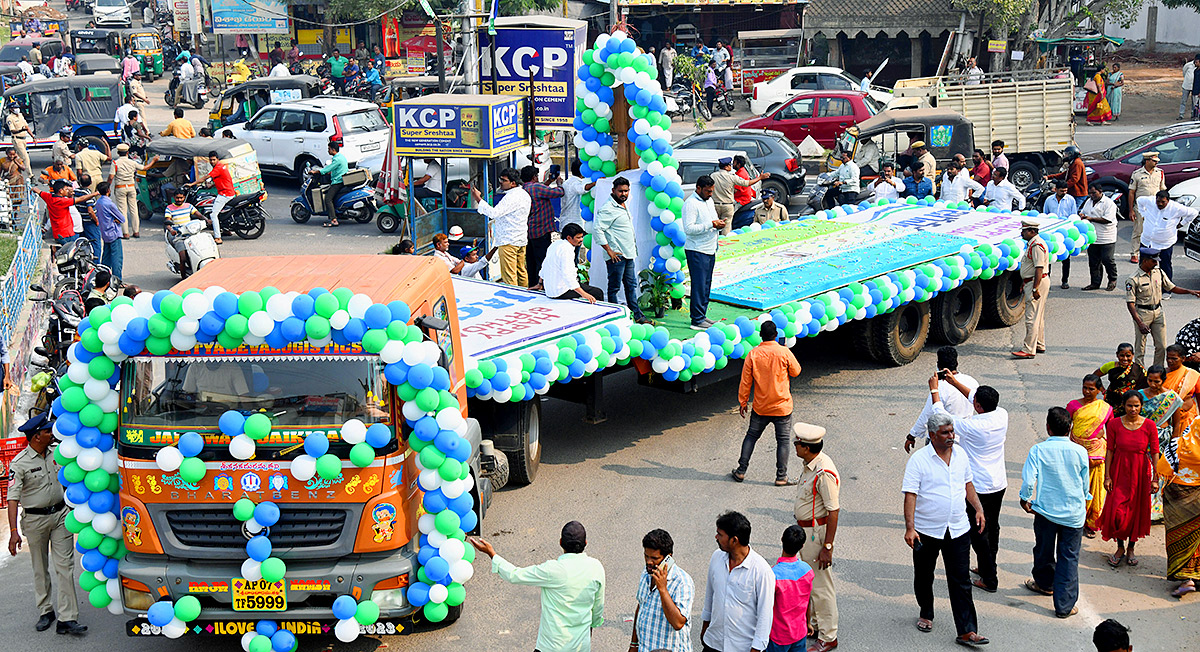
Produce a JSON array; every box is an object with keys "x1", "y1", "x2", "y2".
[{"x1": 211, "y1": 0, "x2": 290, "y2": 34}]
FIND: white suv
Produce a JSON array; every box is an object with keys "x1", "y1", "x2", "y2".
[
  {"x1": 224, "y1": 98, "x2": 391, "y2": 178},
  {"x1": 92, "y1": 0, "x2": 132, "y2": 27}
]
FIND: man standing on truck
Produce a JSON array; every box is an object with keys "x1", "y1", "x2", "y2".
[
  {"x1": 1127, "y1": 152, "x2": 1166, "y2": 265},
  {"x1": 983, "y1": 168, "x2": 1026, "y2": 212},
  {"x1": 469, "y1": 522, "x2": 605, "y2": 652},
  {"x1": 713, "y1": 157, "x2": 767, "y2": 234},
  {"x1": 472, "y1": 168, "x2": 531, "y2": 287},
  {"x1": 683, "y1": 175, "x2": 722, "y2": 330},
  {"x1": 6, "y1": 411, "x2": 88, "y2": 636},
  {"x1": 593, "y1": 176, "x2": 648, "y2": 323},
  {"x1": 733, "y1": 320, "x2": 802, "y2": 486},
  {"x1": 522, "y1": 166, "x2": 565, "y2": 288},
  {"x1": 1013, "y1": 219, "x2": 1049, "y2": 359}
]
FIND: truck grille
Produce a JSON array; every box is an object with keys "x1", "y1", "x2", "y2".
[{"x1": 167, "y1": 508, "x2": 347, "y2": 549}]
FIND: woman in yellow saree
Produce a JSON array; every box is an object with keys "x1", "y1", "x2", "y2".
[
  {"x1": 1085, "y1": 67, "x2": 1114, "y2": 125},
  {"x1": 1068, "y1": 373, "x2": 1113, "y2": 536}
]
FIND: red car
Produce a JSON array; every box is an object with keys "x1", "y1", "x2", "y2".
[
  {"x1": 737, "y1": 90, "x2": 882, "y2": 149},
  {"x1": 1084, "y1": 122, "x2": 1200, "y2": 215}
]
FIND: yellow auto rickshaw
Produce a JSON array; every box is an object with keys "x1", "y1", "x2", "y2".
[{"x1": 120, "y1": 28, "x2": 163, "y2": 82}]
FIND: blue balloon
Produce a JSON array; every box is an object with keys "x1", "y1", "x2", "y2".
[
  {"x1": 598, "y1": 86, "x2": 614, "y2": 105},
  {"x1": 65, "y1": 482, "x2": 90, "y2": 506},
  {"x1": 533, "y1": 356, "x2": 553, "y2": 375},
  {"x1": 271, "y1": 630, "x2": 296, "y2": 652},
  {"x1": 577, "y1": 64, "x2": 590, "y2": 81},
  {"x1": 74, "y1": 343, "x2": 98, "y2": 363},
  {"x1": 246, "y1": 535, "x2": 272, "y2": 562},
  {"x1": 304, "y1": 433, "x2": 329, "y2": 457},
  {"x1": 585, "y1": 76, "x2": 600, "y2": 92},
  {"x1": 620, "y1": 38, "x2": 636, "y2": 53},
  {"x1": 152, "y1": 290, "x2": 171, "y2": 311},
  {"x1": 291, "y1": 294, "x2": 316, "y2": 320},
  {"x1": 125, "y1": 317, "x2": 150, "y2": 341},
  {"x1": 573, "y1": 116, "x2": 587, "y2": 132},
  {"x1": 652, "y1": 138, "x2": 670, "y2": 155},
  {"x1": 217, "y1": 411, "x2": 246, "y2": 438},
  {"x1": 280, "y1": 316, "x2": 306, "y2": 342},
  {"x1": 406, "y1": 582, "x2": 430, "y2": 607},
  {"x1": 199, "y1": 311, "x2": 225, "y2": 336},
  {"x1": 732, "y1": 343, "x2": 745, "y2": 358},
  {"x1": 254, "y1": 501, "x2": 281, "y2": 527},
  {"x1": 424, "y1": 556, "x2": 450, "y2": 584},
  {"x1": 413, "y1": 417, "x2": 439, "y2": 441},
  {"x1": 147, "y1": 601, "x2": 175, "y2": 627},
  {"x1": 460, "y1": 509, "x2": 478, "y2": 533},
  {"x1": 649, "y1": 330, "x2": 668, "y2": 349},
  {"x1": 423, "y1": 488, "x2": 448, "y2": 513},
  {"x1": 407, "y1": 363, "x2": 434, "y2": 389},
  {"x1": 178, "y1": 431, "x2": 204, "y2": 458},
  {"x1": 265, "y1": 328, "x2": 288, "y2": 350},
  {"x1": 417, "y1": 543, "x2": 438, "y2": 565},
  {"x1": 491, "y1": 371, "x2": 511, "y2": 391},
  {"x1": 635, "y1": 89, "x2": 652, "y2": 107},
  {"x1": 81, "y1": 549, "x2": 106, "y2": 572},
  {"x1": 430, "y1": 365, "x2": 451, "y2": 391},
  {"x1": 364, "y1": 303, "x2": 392, "y2": 329},
  {"x1": 663, "y1": 368, "x2": 679, "y2": 382},
  {"x1": 256, "y1": 620, "x2": 279, "y2": 637},
  {"x1": 103, "y1": 557, "x2": 119, "y2": 579},
  {"x1": 365, "y1": 423, "x2": 391, "y2": 448},
  {"x1": 88, "y1": 490, "x2": 114, "y2": 514},
  {"x1": 332, "y1": 595, "x2": 358, "y2": 621},
  {"x1": 568, "y1": 360, "x2": 585, "y2": 378},
  {"x1": 76, "y1": 425, "x2": 99, "y2": 447},
  {"x1": 528, "y1": 372, "x2": 547, "y2": 390},
  {"x1": 98, "y1": 433, "x2": 116, "y2": 455},
  {"x1": 448, "y1": 492, "x2": 473, "y2": 517},
  {"x1": 213, "y1": 292, "x2": 239, "y2": 319},
  {"x1": 388, "y1": 300, "x2": 411, "y2": 324},
  {"x1": 57, "y1": 467, "x2": 67, "y2": 486},
  {"x1": 575, "y1": 344, "x2": 593, "y2": 363},
  {"x1": 475, "y1": 378, "x2": 492, "y2": 396}
]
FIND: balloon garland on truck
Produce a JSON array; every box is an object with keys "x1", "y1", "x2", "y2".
[{"x1": 52, "y1": 286, "x2": 477, "y2": 637}]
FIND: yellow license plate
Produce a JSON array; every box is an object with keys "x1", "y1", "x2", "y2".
[{"x1": 230, "y1": 578, "x2": 287, "y2": 611}]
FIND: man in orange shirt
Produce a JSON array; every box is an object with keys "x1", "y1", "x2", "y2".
[
  {"x1": 39, "y1": 159, "x2": 75, "y2": 185},
  {"x1": 734, "y1": 320, "x2": 803, "y2": 486}
]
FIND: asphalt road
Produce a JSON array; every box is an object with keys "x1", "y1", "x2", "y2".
[{"x1": 2, "y1": 53, "x2": 1194, "y2": 651}]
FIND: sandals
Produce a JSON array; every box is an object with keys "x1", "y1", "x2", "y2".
[
  {"x1": 971, "y1": 579, "x2": 997, "y2": 593},
  {"x1": 322, "y1": 221, "x2": 339, "y2": 228},
  {"x1": 1107, "y1": 551, "x2": 1125, "y2": 568},
  {"x1": 916, "y1": 618, "x2": 933, "y2": 633},
  {"x1": 1172, "y1": 581, "x2": 1196, "y2": 598},
  {"x1": 1083, "y1": 529, "x2": 1097, "y2": 539},
  {"x1": 730, "y1": 469, "x2": 745, "y2": 483},
  {"x1": 775, "y1": 478, "x2": 798, "y2": 487},
  {"x1": 1024, "y1": 579, "x2": 1053, "y2": 596},
  {"x1": 1126, "y1": 554, "x2": 1139, "y2": 567},
  {"x1": 955, "y1": 633, "x2": 990, "y2": 647}
]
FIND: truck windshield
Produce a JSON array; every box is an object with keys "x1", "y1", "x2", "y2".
[{"x1": 122, "y1": 358, "x2": 390, "y2": 430}]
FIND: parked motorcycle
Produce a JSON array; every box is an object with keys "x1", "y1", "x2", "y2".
[
  {"x1": 292, "y1": 166, "x2": 376, "y2": 224},
  {"x1": 50, "y1": 237, "x2": 98, "y2": 296},
  {"x1": 28, "y1": 283, "x2": 84, "y2": 370},
  {"x1": 689, "y1": 80, "x2": 713, "y2": 121},
  {"x1": 166, "y1": 219, "x2": 219, "y2": 279},
  {"x1": 162, "y1": 36, "x2": 181, "y2": 73},
  {"x1": 665, "y1": 83, "x2": 700, "y2": 121},
  {"x1": 166, "y1": 70, "x2": 208, "y2": 109},
  {"x1": 344, "y1": 75, "x2": 374, "y2": 101},
  {"x1": 803, "y1": 171, "x2": 874, "y2": 214}
]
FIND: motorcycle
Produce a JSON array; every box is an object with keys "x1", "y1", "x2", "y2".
[
  {"x1": 165, "y1": 219, "x2": 220, "y2": 279},
  {"x1": 28, "y1": 283, "x2": 84, "y2": 370},
  {"x1": 182, "y1": 185, "x2": 267, "y2": 240},
  {"x1": 665, "y1": 83, "x2": 698, "y2": 121},
  {"x1": 162, "y1": 36, "x2": 181, "y2": 72},
  {"x1": 690, "y1": 80, "x2": 713, "y2": 120},
  {"x1": 50, "y1": 237, "x2": 98, "y2": 296},
  {"x1": 166, "y1": 70, "x2": 208, "y2": 109},
  {"x1": 65, "y1": 0, "x2": 84, "y2": 10},
  {"x1": 712, "y1": 66, "x2": 736, "y2": 116},
  {"x1": 292, "y1": 166, "x2": 376, "y2": 224},
  {"x1": 344, "y1": 75, "x2": 374, "y2": 101},
  {"x1": 803, "y1": 171, "x2": 874, "y2": 214}
]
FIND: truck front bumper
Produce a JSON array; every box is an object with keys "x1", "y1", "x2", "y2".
[{"x1": 120, "y1": 546, "x2": 424, "y2": 635}]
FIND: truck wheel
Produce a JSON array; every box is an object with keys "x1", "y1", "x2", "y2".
[
  {"x1": 1008, "y1": 161, "x2": 1041, "y2": 192},
  {"x1": 871, "y1": 300, "x2": 930, "y2": 366},
  {"x1": 508, "y1": 400, "x2": 541, "y2": 485},
  {"x1": 849, "y1": 318, "x2": 879, "y2": 361},
  {"x1": 930, "y1": 280, "x2": 982, "y2": 345},
  {"x1": 982, "y1": 271, "x2": 1025, "y2": 326}
]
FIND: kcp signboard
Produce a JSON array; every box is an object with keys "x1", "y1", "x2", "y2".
[{"x1": 479, "y1": 20, "x2": 586, "y2": 129}]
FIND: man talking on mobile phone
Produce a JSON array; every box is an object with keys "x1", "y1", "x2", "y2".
[{"x1": 630, "y1": 529, "x2": 694, "y2": 652}]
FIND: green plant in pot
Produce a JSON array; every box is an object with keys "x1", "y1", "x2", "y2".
[{"x1": 638, "y1": 269, "x2": 673, "y2": 319}]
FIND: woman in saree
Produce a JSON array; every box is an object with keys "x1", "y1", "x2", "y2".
[
  {"x1": 1107, "y1": 63, "x2": 1124, "y2": 120},
  {"x1": 1068, "y1": 373, "x2": 1113, "y2": 537},
  {"x1": 1161, "y1": 411, "x2": 1200, "y2": 598},
  {"x1": 1085, "y1": 67, "x2": 1114, "y2": 125},
  {"x1": 1140, "y1": 365, "x2": 1183, "y2": 521},
  {"x1": 1165, "y1": 344, "x2": 1199, "y2": 426},
  {"x1": 1095, "y1": 343, "x2": 1148, "y2": 408}
]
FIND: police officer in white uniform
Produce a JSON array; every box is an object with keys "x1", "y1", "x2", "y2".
[{"x1": 6, "y1": 411, "x2": 87, "y2": 635}]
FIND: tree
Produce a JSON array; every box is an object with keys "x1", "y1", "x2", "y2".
[{"x1": 326, "y1": 0, "x2": 561, "y2": 22}]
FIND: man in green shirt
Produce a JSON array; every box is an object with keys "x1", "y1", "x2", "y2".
[
  {"x1": 470, "y1": 521, "x2": 605, "y2": 651},
  {"x1": 319, "y1": 140, "x2": 348, "y2": 227},
  {"x1": 593, "y1": 176, "x2": 649, "y2": 324},
  {"x1": 329, "y1": 48, "x2": 349, "y2": 93}
]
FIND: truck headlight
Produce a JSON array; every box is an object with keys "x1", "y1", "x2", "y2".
[
  {"x1": 1178, "y1": 194, "x2": 1196, "y2": 207},
  {"x1": 121, "y1": 579, "x2": 155, "y2": 611},
  {"x1": 370, "y1": 590, "x2": 408, "y2": 611}
]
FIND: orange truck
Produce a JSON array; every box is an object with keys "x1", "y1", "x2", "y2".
[{"x1": 117, "y1": 255, "x2": 508, "y2": 635}]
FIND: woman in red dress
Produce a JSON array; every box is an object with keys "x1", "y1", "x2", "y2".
[{"x1": 1100, "y1": 390, "x2": 1161, "y2": 567}]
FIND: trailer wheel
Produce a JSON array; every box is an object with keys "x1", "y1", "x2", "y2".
[
  {"x1": 930, "y1": 280, "x2": 982, "y2": 345},
  {"x1": 872, "y1": 300, "x2": 930, "y2": 366},
  {"x1": 488, "y1": 449, "x2": 510, "y2": 492},
  {"x1": 508, "y1": 400, "x2": 541, "y2": 485},
  {"x1": 849, "y1": 318, "x2": 879, "y2": 361},
  {"x1": 473, "y1": 397, "x2": 541, "y2": 486},
  {"x1": 982, "y1": 271, "x2": 1025, "y2": 327}
]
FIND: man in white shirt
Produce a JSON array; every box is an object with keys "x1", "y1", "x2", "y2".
[
  {"x1": 964, "y1": 57, "x2": 984, "y2": 85},
  {"x1": 1138, "y1": 189, "x2": 1199, "y2": 282},
  {"x1": 17, "y1": 56, "x2": 33, "y2": 80},
  {"x1": 939, "y1": 159, "x2": 984, "y2": 204},
  {"x1": 903, "y1": 412, "x2": 988, "y2": 647},
  {"x1": 701, "y1": 511, "x2": 775, "y2": 652},
  {"x1": 1044, "y1": 181, "x2": 1080, "y2": 289},
  {"x1": 906, "y1": 346, "x2": 979, "y2": 451},
  {"x1": 179, "y1": 58, "x2": 196, "y2": 81},
  {"x1": 413, "y1": 158, "x2": 444, "y2": 201},
  {"x1": 871, "y1": 162, "x2": 905, "y2": 201},
  {"x1": 928, "y1": 375, "x2": 1007, "y2": 594},
  {"x1": 983, "y1": 167, "x2": 1025, "y2": 211},
  {"x1": 859, "y1": 70, "x2": 872, "y2": 91},
  {"x1": 268, "y1": 61, "x2": 289, "y2": 77},
  {"x1": 471, "y1": 168, "x2": 530, "y2": 287},
  {"x1": 558, "y1": 160, "x2": 593, "y2": 228},
  {"x1": 1080, "y1": 185, "x2": 1119, "y2": 291},
  {"x1": 114, "y1": 100, "x2": 139, "y2": 135},
  {"x1": 832, "y1": 151, "x2": 860, "y2": 206},
  {"x1": 659, "y1": 44, "x2": 676, "y2": 88},
  {"x1": 990, "y1": 140, "x2": 1009, "y2": 172},
  {"x1": 537, "y1": 223, "x2": 599, "y2": 302},
  {"x1": 1183, "y1": 54, "x2": 1198, "y2": 119},
  {"x1": 683, "y1": 175, "x2": 723, "y2": 330}
]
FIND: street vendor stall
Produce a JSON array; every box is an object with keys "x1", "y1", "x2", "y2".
[
  {"x1": 378, "y1": 93, "x2": 529, "y2": 255},
  {"x1": 735, "y1": 29, "x2": 804, "y2": 96}
]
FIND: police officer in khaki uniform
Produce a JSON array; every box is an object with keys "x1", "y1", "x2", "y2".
[
  {"x1": 793, "y1": 422, "x2": 840, "y2": 652},
  {"x1": 6, "y1": 104, "x2": 32, "y2": 178},
  {"x1": 711, "y1": 157, "x2": 767, "y2": 235},
  {"x1": 1126, "y1": 247, "x2": 1200, "y2": 367},
  {"x1": 6, "y1": 411, "x2": 87, "y2": 635},
  {"x1": 1013, "y1": 218, "x2": 1049, "y2": 359}
]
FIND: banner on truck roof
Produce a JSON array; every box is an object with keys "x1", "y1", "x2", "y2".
[
  {"x1": 479, "y1": 23, "x2": 586, "y2": 128},
  {"x1": 211, "y1": 0, "x2": 290, "y2": 34},
  {"x1": 830, "y1": 204, "x2": 1074, "y2": 245}
]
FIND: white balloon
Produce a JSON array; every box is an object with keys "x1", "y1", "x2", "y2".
[
  {"x1": 438, "y1": 537, "x2": 466, "y2": 562},
  {"x1": 334, "y1": 618, "x2": 360, "y2": 643},
  {"x1": 72, "y1": 502, "x2": 95, "y2": 522},
  {"x1": 57, "y1": 436, "x2": 81, "y2": 459},
  {"x1": 247, "y1": 312, "x2": 274, "y2": 337},
  {"x1": 440, "y1": 478, "x2": 463, "y2": 499},
  {"x1": 246, "y1": 518, "x2": 264, "y2": 534},
  {"x1": 132, "y1": 290, "x2": 155, "y2": 317},
  {"x1": 379, "y1": 340, "x2": 404, "y2": 364},
  {"x1": 448, "y1": 559, "x2": 475, "y2": 583},
  {"x1": 598, "y1": 145, "x2": 615, "y2": 161},
  {"x1": 97, "y1": 322, "x2": 122, "y2": 344},
  {"x1": 243, "y1": 334, "x2": 266, "y2": 347},
  {"x1": 265, "y1": 294, "x2": 292, "y2": 321},
  {"x1": 156, "y1": 446, "x2": 183, "y2": 472},
  {"x1": 202, "y1": 285, "x2": 227, "y2": 300},
  {"x1": 92, "y1": 512, "x2": 118, "y2": 537},
  {"x1": 329, "y1": 309, "x2": 350, "y2": 330},
  {"x1": 435, "y1": 408, "x2": 465, "y2": 431},
  {"x1": 417, "y1": 469, "x2": 442, "y2": 492},
  {"x1": 98, "y1": 390, "x2": 120, "y2": 414},
  {"x1": 584, "y1": 359, "x2": 599, "y2": 374},
  {"x1": 665, "y1": 257, "x2": 682, "y2": 273},
  {"x1": 583, "y1": 92, "x2": 599, "y2": 108},
  {"x1": 83, "y1": 377, "x2": 111, "y2": 401},
  {"x1": 107, "y1": 600, "x2": 123, "y2": 615},
  {"x1": 493, "y1": 387, "x2": 512, "y2": 402},
  {"x1": 651, "y1": 358, "x2": 669, "y2": 374},
  {"x1": 67, "y1": 362, "x2": 91, "y2": 384},
  {"x1": 584, "y1": 140, "x2": 600, "y2": 157},
  {"x1": 110, "y1": 303, "x2": 138, "y2": 329},
  {"x1": 633, "y1": 118, "x2": 650, "y2": 135},
  {"x1": 101, "y1": 448, "x2": 119, "y2": 474},
  {"x1": 668, "y1": 356, "x2": 686, "y2": 372},
  {"x1": 427, "y1": 530, "x2": 447, "y2": 547},
  {"x1": 241, "y1": 558, "x2": 263, "y2": 581},
  {"x1": 175, "y1": 317, "x2": 200, "y2": 335},
  {"x1": 347, "y1": 293, "x2": 373, "y2": 319},
  {"x1": 417, "y1": 513, "x2": 436, "y2": 535},
  {"x1": 402, "y1": 400, "x2": 427, "y2": 423},
  {"x1": 162, "y1": 618, "x2": 187, "y2": 639},
  {"x1": 422, "y1": 341, "x2": 441, "y2": 366},
  {"x1": 290, "y1": 454, "x2": 317, "y2": 482},
  {"x1": 77, "y1": 447, "x2": 103, "y2": 471},
  {"x1": 240, "y1": 631, "x2": 257, "y2": 652},
  {"x1": 101, "y1": 342, "x2": 127, "y2": 361},
  {"x1": 95, "y1": 567, "x2": 108, "y2": 581},
  {"x1": 169, "y1": 330, "x2": 197, "y2": 352},
  {"x1": 594, "y1": 33, "x2": 610, "y2": 50},
  {"x1": 229, "y1": 434, "x2": 256, "y2": 460},
  {"x1": 572, "y1": 133, "x2": 587, "y2": 149},
  {"x1": 402, "y1": 342, "x2": 425, "y2": 366},
  {"x1": 341, "y1": 419, "x2": 367, "y2": 444},
  {"x1": 181, "y1": 293, "x2": 210, "y2": 320},
  {"x1": 428, "y1": 583, "x2": 448, "y2": 604},
  {"x1": 106, "y1": 577, "x2": 121, "y2": 599}
]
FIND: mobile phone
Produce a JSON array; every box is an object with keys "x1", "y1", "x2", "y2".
[
  {"x1": 548, "y1": 164, "x2": 561, "y2": 179},
  {"x1": 912, "y1": 539, "x2": 923, "y2": 552},
  {"x1": 937, "y1": 369, "x2": 947, "y2": 380}
]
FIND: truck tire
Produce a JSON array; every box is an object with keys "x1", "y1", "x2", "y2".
[
  {"x1": 1008, "y1": 160, "x2": 1041, "y2": 192},
  {"x1": 507, "y1": 400, "x2": 541, "y2": 485},
  {"x1": 930, "y1": 280, "x2": 982, "y2": 345},
  {"x1": 982, "y1": 271, "x2": 1025, "y2": 326},
  {"x1": 472, "y1": 398, "x2": 541, "y2": 485},
  {"x1": 488, "y1": 449, "x2": 510, "y2": 492},
  {"x1": 871, "y1": 300, "x2": 930, "y2": 366},
  {"x1": 849, "y1": 318, "x2": 879, "y2": 361}
]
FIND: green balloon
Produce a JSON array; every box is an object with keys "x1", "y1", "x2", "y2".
[
  {"x1": 305, "y1": 315, "x2": 331, "y2": 340},
  {"x1": 98, "y1": 535, "x2": 119, "y2": 557},
  {"x1": 148, "y1": 314, "x2": 174, "y2": 338},
  {"x1": 419, "y1": 445, "x2": 446, "y2": 470},
  {"x1": 159, "y1": 294, "x2": 184, "y2": 321},
  {"x1": 332, "y1": 287, "x2": 353, "y2": 309},
  {"x1": 260, "y1": 557, "x2": 286, "y2": 582},
  {"x1": 249, "y1": 635, "x2": 272, "y2": 652},
  {"x1": 89, "y1": 305, "x2": 112, "y2": 325},
  {"x1": 77, "y1": 525, "x2": 102, "y2": 550},
  {"x1": 84, "y1": 468, "x2": 111, "y2": 492},
  {"x1": 355, "y1": 599, "x2": 380, "y2": 625},
  {"x1": 61, "y1": 386, "x2": 88, "y2": 412},
  {"x1": 464, "y1": 368, "x2": 482, "y2": 388},
  {"x1": 79, "y1": 570, "x2": 102, "y2": 591},
  {"x1": 260, "y1": 286, "x2": 281, "y2": 301},
  {"x1": 316, "y1": 454, "x2": 342, "y2": 480},
  {"x1": 362, "y1": 329, "x2": 388, "y2": 353},
  {"x1": 397, "y1": 383, "x2": 418, "y2": 402},
  {"x1": 145, "y1": 336, "x2": 171, "y2": 355},
  {"x1": 79, "y1": 404, "x2": 103, "y2": 428},
  {"x1": 582, "y1": 49, "x2": 594, "y2": 65},
  {"x1": 405, "y1": 324, "x2": 424, "y2": 343},
  {"x1": 349, "y1": 442, "x2": 375, "y2": 468},
  {"x1": 434, "y1": 510, "x2": 461, "y2": 535},
  {"x1": 233, "y1": 498, "x2": 256, "y2": 521},
  {"x1": 64, "y1": 461, "x2": 85, "y2": 483},
  {"x1": 679, "y1": 369, "x2": 693, "y2": 382},
  {"x1": 65, "y1": 511, "x2": 83, "y2": 533},
  {"x1": 477, "y1": 360, "x2": 497, "y2": 377},
  {"x1": 88, "y1": 584, "x2": 112, "y2": 608},
  {"x1": 424, "y1": 601, "x2": 448, "y2": 622},
  {"x1": 80, "y1": 328, "x2": 104, "y2": 354},
  {"x1": 111, "y1": 296, "x2": 133, "y2": 308},
  {"x1": 463, "y1": 543, "x2": 476, "y2": 563},
  {"x1": 53, "y1": 446, "x2": 69, "y2": 466},
  {"x1": 600, "y1": 71, "x2": 615, "y2": 86},
  {"x1": 386, "y1": 321, "x2": 407, "y2": 340},
  {"x1": 224, "y1": 314, "x2": 250, "y2": 338},
  {"x1": 407, "y1": 432, "x2": 429, "y2": 452},
  {"x1": 588, "y1": 62, "x2": 603, "y2": 79},
  {"x1": 217, "y1": 332, "x2": 242, "y2": 350},
  {"x1": 314, "y1": 293, "x2": 339, "y2": 318},
  {"x1": 238, "y1": 291, "x2": 264, "y2": 317},
  {"x1": 179, "y1": 457, "x2": 206, "y2": 484},
  {"x1": 416, "y1": 567, "x2": 429, "y2": 585},
  {"x1": 99, "y1": 411, "x2": 119, "y2": 434},
  {"x1": 175, "y1": 594, "x2": 202, "y2": 621},
  {"x1": 437, "y1": 390, "x2": 458, "y2": 411},
  {"x1": 438, "y1": 457, "x2": 462, "y2": 482},
  {"x1": 445, "y1": 582, "x2": 466, "y2": 607},
  {"x1": 582, "y1": 108, "x2": 596, "y2": 124},
  {"x1": 415, "y1": 387, "x2": 440, "y2": 412},
  {"x1": 244, "y1": 413, "x2": 272, "y2": 440}
]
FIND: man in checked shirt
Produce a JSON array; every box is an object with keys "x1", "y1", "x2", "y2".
[
  {"x1": 522, "y1": 165, "x2": 565, "y2": 287},
  {"x1": 629, "y1": 529, "x2": 694, "y2": 652}
]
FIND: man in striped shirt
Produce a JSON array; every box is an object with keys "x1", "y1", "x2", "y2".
[
  {"x1": 630, "y1": 529, "x2": 694, "y2": 652},
  {"x1": 770, "y1": 526, "x2": 815, "y2": 652},
  {"x1": 165, "y1": 189, "x2": 207, "y2": 270}
]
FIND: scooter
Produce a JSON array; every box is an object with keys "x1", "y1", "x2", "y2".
[
  {"x1": 804, "y1": 171, "x2": 874, "y2": 214},
  {"x1": 28, "y1": 283, "x2": 83, "y2": 369},
  {"x1": 166, "y1": 70, "x2": 208, "y2": 109},
  {"x1": 291, "y1": 166, "x2": 376, "y2": 224},
  {"x1": 165, "y1": 220, "x2": 220, "y2": 279},
  {"x1": 665, "y1": 83, "x2": 697, "y2": 121}
]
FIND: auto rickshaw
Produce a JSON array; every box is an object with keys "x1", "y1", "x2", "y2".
[
  {"x1": 137, "y1": 136, "x2": 265, "y2": 225},
  {"x1": 0, "y1": 64, "x2": 24, "y2": 93},
  {"x1": 2, "y1": 75, "x2": 124, "y2": 150},
  {"x1": 70, "y1": 28, "x2": 122, "y2": 57},
  {"x1": 75, "y1": 53, "x2": 122, "y2": 76},
  {"x1": 208, "y1": 75, "x2": 321, "y2": 131},
  {"x1": 119, "y1": 28, "x2": 163, "y2": 81},
  {"x1": 826, "y1": 108, "x2": 975, "y2": 178}
]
